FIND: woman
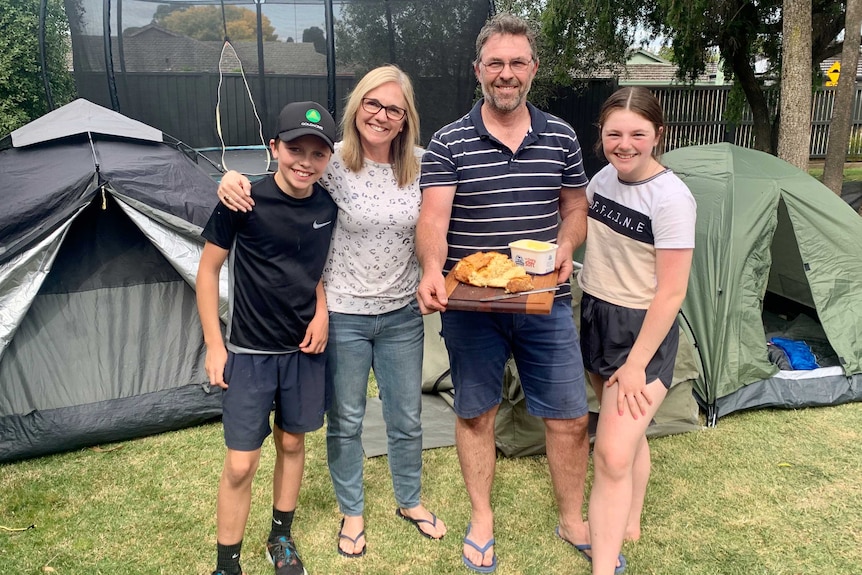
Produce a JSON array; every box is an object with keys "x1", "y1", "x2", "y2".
[{"x1": 216, "y1": 65, "x2": 446, "y2": 557}]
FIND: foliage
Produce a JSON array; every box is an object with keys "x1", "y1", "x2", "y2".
[
  {"x1": 302, "y1": 26, "x2": 327, "y2": 55},
  {"x1": 542, "y1": 0, "x2": 653, "y2": 86},
  {"x1": 155, "y1": 5, "x2": 277, "y2": 42},
  {"x1": 0, "y1": 0, "x2": 76, "y2": 135},
  {"x1": 541, "y1": 0, "x2": 846, "y2": 154},
  {"x1": 334, "y1": 0, "x2": 487, "y2": 82}
]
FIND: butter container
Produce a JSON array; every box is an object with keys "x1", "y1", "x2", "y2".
[{"x1": 509, "y1": 239, "x2": 558, "y2": 275}]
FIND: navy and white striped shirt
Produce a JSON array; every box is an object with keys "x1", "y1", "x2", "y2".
[{"x1": 420, "y1": 99, "x2": 588, "y2": 297}]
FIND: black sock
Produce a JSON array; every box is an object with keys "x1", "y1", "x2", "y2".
[
  {"x1": 269, "y1": 507, "x2": 295, "y2": 541},
  {"x1": 216, "y1": 540, "x2": 242, "y2": 575}
]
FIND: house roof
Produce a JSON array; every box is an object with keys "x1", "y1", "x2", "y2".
[{"x1": 591, "y1": 49, "x2": 723, "y2": 85}]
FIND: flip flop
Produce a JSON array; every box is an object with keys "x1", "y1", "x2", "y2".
[
  {"x1": 555, "y1": 525, "x2": 626, "y2": 575},
  {"x1": 395, "y1": 508, "x2": 444, "y2": 540},
  {"x1": 462, "y1": 523, "x2": 497, "y2": 573},
  {"x1": 337, "y1": 517, "x2": 366, "y2": 558}
]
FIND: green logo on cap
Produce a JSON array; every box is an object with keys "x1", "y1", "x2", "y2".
[{"x1": 306, "y1": 109, "x2": 322, "y2": 123}]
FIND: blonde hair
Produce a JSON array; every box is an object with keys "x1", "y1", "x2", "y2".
[{"x1": 340, "y1": 65, "x2": 421, "y2": 188}]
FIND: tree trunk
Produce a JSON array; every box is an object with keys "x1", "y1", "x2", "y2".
[
  {"x1": 726, "y1": 46, "x2": 774, "y2": 153},
  {"x1": 778, "y1": 0, "x2": 812, "y2": 170},
  {"x1": 822, "y1": 0, "x2": 862, "y2": 195}
]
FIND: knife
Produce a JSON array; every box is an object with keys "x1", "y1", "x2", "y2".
[{"x1": 478, "y1": 285, "x2": 560, "y2": 302}]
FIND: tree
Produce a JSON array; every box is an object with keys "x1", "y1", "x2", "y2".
[
  {"x1": 822, "y1": 0, "x2": 862, "y2": 197},
  {"x1": 542, "y1": 0, "x2": 847, "y2": 154},
  {"x1": 0, "y1": 0, "x2": 76, "y2": 135},
  {"x1": 778, "y1": 0, "x2": 812, "y2": 170},
  {"x1": 156, "y1": 6, "x2": 277, "y2": 42},
  {"x1": 302, "y1": 26, "x2": 326, "y2": 55}
]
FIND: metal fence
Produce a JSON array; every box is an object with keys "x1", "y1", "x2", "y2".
[{"x1": 652, "y1": 85, "x2": 862, "y2": 158}]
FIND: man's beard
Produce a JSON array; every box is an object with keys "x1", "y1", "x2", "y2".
[{"x1": 482, "y1": 81, "x2": 529, "y2": 113}]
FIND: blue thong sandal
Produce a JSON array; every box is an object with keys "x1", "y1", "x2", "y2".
[
  {"x1": 395, "y1": 508, "x2": 444, "y2": 540},
  {"x1": 337, "y1": 517, "x2": 366, "y2": 558},
  {"x1": 462, "y1": 523, "x2": 497, "y2": 573},
  {"x1": 555, "y1": 525, "x2": 626, "y2": 575}
]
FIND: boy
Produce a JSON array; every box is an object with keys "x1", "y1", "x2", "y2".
[{"x1": 196, "y1": 101, "x2": 337, "y2": 575}]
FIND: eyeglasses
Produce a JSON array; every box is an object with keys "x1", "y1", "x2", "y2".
[
  {"x1": 361, "y1": 98, "x2": 407, "y2": 121},
  {"x1": 480, "y1": 58, "x2": 534, "y2": 74}
]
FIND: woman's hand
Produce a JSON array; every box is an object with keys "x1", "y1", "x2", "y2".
[{"x1": 217, "y1": 170, "x2": 254, "y2": 212}]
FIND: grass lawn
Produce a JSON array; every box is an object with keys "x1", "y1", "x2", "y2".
[
  {"x1": 2, "y1": 399, "x2": 862, "y2": 575},
  {"x1": 808, "y1": 164, "x2": 862, "y2": 182}
]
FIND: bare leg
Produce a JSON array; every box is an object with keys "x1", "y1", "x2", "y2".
[
  {"x1": 272, "y1": 426, "x2": 305, "y2": 513},
  {"x1": 545, "y1": 415, "x2": 590, "y2": 546},
  {"x1": 589, "y1": 380, "x2": 666, "y2": 575},
  {"x1": 217, "y1": 448, "x2": 262, "y2": 544},
  {"x1": 626, "y1": 435, "x2": 650, "y2": 541},
  {"x1": 455, "y1": 407, "x2": 498, "y2": 569}
]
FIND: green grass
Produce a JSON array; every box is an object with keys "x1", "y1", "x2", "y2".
[
  {"x1": 3, "y1": 401, "x2": 862, "y2": 575},
  {"x1": 807, "y1": 165, "x2": 862, "y2": 182}
]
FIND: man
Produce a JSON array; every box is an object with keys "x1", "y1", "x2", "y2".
[{"x1": 416, "y1": 12, "x2": 591, "y2": 574}]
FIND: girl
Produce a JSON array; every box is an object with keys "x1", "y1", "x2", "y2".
[{"x1": 577, "y1": 86, "x2": 696, "y2": 574}]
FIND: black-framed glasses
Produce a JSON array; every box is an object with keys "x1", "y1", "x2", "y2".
[
  {"x1": 480, "y1": 58, "x2": 534, "y2": 74},
  {"x1": 361, "y1": 98, "x2": 407, "y2": 121}
]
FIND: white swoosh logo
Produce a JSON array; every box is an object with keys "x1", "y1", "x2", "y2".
[{"x1": 312, "y1": 220, "x2": 332, "y2": 229}]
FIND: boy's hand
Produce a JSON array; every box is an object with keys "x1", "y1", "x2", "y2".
[
  {"x1": 205, "y1": 344, "x2": 229, "y2": 388},
  {"x1": 299, "y1": 312, "x2": 329, "y2": 354}
]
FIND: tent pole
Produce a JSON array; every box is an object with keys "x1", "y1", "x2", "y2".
[
  {"x1": 324, "y1": 0, "x2": 336, "y2": 119},
  {"x1": 255, "y1": 0, "x2": 269, "y2": 129},
  {"x1": 38, "y1": 0, "x2": 55, "y2": 110},
  {"x1": 102, "y1": 0, "x2": 120, "y2": 111}
]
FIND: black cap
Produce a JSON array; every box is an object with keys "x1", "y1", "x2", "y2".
[{"x1": 275, "y1": 101, "x2": 336, "y2": 151}]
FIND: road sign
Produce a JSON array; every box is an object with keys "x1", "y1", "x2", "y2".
[{"x1": 826, "y1": 61, "x2": 841, "y2": 86}]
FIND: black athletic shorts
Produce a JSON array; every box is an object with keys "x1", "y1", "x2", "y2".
[
  {"x1": 579, "y1": 292, "x2": 678, "y2": 389},
  {"x1": 221, "y1": 351, "x2": 326, "y2": 450}
]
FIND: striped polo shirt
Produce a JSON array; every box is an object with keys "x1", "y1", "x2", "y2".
[{"x1": 420, "y1": 99, "x2": 588, "y2": 297}]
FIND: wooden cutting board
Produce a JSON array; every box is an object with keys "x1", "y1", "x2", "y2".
[{"x1": 444, "y1": 271, "x2": 559, "y2": 314}]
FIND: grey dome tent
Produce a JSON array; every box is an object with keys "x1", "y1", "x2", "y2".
[
  {"x1": 663, "y1": 143, "x2": 862, "y2": 424},
  {"x1": 0, "y1": 99, "x2": 225, "y2": 463}
]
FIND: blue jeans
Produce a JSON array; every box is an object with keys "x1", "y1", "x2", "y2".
[{"x1": 325, "y1": 300, "x2": 425, "y2": 515}]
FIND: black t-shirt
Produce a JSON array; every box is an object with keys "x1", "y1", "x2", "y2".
[{"x1": 202, "y1": 176, "x2": 337, "y2": 352}]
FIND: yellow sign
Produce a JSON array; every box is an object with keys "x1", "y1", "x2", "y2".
[{"x1": 826, "y1": 61, "x2": 840, "y2": 86}]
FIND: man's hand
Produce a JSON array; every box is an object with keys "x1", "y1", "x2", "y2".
[{"x1": 416, "y1": 272, "x2": 448, "y2": 314}]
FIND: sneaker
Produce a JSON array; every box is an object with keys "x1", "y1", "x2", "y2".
[{"x1": 266, "y1": 535, "x2": 307, "y2": 575}]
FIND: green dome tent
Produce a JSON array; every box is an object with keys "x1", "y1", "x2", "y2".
[{"x1": 663, "y1": 143, "x2": 862, "y2": 424}]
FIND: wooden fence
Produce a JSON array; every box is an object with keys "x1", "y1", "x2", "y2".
[{"x1": 652, "y1": 85, "x2": 862, "y2": 158}]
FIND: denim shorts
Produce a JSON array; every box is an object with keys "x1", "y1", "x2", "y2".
[
  {"x1": 440, "y1": 299, "x2": 588, "y2": 420},
  {"x1": 580, "y1": 292, "x2": 679, "y2": 389},
  {"x1": 221, "y1": 351, "x2": 326, "y2": 451}
]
